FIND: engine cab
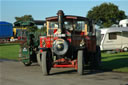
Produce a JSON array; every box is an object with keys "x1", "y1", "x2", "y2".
[{"x1": 40, "y1": 10, "x2": 96, "y2": 52}]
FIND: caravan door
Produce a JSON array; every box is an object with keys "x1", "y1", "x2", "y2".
[{"x1": 103, "y1": 32, "x2": 122, "y2": 50}]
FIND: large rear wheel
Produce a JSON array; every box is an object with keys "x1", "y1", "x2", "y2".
[
  {"x1": 77, "y1": 50, "x2": 84, "y2": 75},
  {"x1": 91, "y1": 46, "x2": 101, "y2": 69},
  {"x1": 95, "y1": 46, "x2": 101, "y2": 68}
]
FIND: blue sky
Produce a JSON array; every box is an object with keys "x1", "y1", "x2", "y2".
[{"x1": 1, "y1": 0, "x2": 128, "y2": 23}]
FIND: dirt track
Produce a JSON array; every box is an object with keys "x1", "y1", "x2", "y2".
[{"x1": 0, "y1": 60, "x2": 128, "y2": 85}]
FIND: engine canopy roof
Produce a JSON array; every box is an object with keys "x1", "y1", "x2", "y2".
[{"x1": 46, "y1": 15, "x2": 89, "y2": 21}]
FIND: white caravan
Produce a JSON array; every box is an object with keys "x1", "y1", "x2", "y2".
[
  {"x1": 100, "y1": 27, "x2": 128, "y2": 52},
  {"x1": 119, "y1": 19, "x2": 128, "y2": 27}
]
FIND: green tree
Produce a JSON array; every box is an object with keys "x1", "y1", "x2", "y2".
[
  {"x1": 15, "y1": 15, "x2": 33, "y2": 22},
  {"x1": 87, "y1": 3, "x2": 126, "y2": 28},
  {"x1": 14, "y1": 15, "x2": 37, "y2": 32}
]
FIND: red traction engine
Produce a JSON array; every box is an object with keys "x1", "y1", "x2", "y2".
[{"x1": 37, "y1": 10, "x2": 101, "y2": 75}]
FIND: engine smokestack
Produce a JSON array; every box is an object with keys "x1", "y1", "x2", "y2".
[{"x1": 57, "y1": 10, "x2": 64, "y2": 34}]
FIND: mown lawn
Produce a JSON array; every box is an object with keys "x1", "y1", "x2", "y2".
[
  {"x1": 0, "y1": 43, "x2": 20, "y2": 60},
  {"x1": 0, "y1": 43, "x2": 128, "y2": 72},
  {"x1": 101, "y1": 52, "x2": 128, "y2": 72}
]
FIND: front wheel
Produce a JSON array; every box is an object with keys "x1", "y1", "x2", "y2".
[
  {"x1": 23, "y1": 55, "x2": 32, "y2": 66},
  {"x1": 23, "y1": 61, "x2": 32, "y2": 66},
  {"x1": 41, "y1": 51, "x2": 52, "y2": 76},
  {"x1": 77, "y1": 50, "x2": 84, "y2": 75},
  {"x1": 37, "y1": 51, "x2": 41, "y2": 65}
]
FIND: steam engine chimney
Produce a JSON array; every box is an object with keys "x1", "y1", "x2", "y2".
[{"x1": 57, "y1": 10, "x2": 65, "y2": 34}]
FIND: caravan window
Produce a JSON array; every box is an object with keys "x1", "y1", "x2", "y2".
[{"x1": 109, "y1": 33, "x2": 117, "y2": 40}]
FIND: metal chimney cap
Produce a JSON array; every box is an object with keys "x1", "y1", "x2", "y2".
[{"x1": 57, "y1": 10, "x2": 64, "y2": 16}]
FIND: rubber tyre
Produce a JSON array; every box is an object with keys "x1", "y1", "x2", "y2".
[
  {"x1": 77, "y1": 50, "x2": 84, "y2": 75},
  {"x1": 123, "y1": 47, "x2": 128, "y2": 52},
  {"x1": 41, "y1": 51, "x2": 52, "y2": 76},
  {"x1": 23, "y1": 61, "x2": 32, "y2": 66},
  {"x1": 91, "y1": 46, "x2": 101, "y2": 69},
  {"x1": 37, "y1": 51, "x2": 41, "y2": 65},
  {"x1": 95, "y1": 46, "x2": 101, "y2": 68},
  {"x1": 23, "y1": 52, "x2": 32, "y2": 66}
]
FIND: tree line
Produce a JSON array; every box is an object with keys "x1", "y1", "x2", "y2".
[{"x1": 14, "y1": 2, "x2": 127, "y2": 29}]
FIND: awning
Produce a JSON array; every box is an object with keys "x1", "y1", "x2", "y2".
[{"x1": 107, "y1": 27, "x2": 128, "y2": 33}]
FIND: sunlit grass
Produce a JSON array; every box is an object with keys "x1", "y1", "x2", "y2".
[
  {"x1": 0, "y1": 43, "x2": 20, "y2": 60},
  {"x1": 101, "y1": 52, "x2": 128, "y2": 72}
]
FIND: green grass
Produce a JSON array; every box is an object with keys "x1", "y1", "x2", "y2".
[
  {"x1": 101, "y1": 52, "x2": 128, "y2": 72},
  {"x1": 0, "y1": 43, "x2": 128, "y2": 72},
  {"x1": 0, "y1": 43, "x2": 20, "y2": 60}
]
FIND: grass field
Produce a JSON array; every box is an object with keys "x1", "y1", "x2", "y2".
[
  {"x1": 101, "y1": 52, "x2": 128, "y2": 72},
  {"x1": 0, "y1": 43, "x2": 20, "y2": 60},
  {"x1": 0, "y1": 43, "x2": 128, "y2": 72}
]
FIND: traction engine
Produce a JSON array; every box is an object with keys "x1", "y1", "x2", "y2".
[{"x1": 37, "y1": 10, "x2": 101, "y2": 75}]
